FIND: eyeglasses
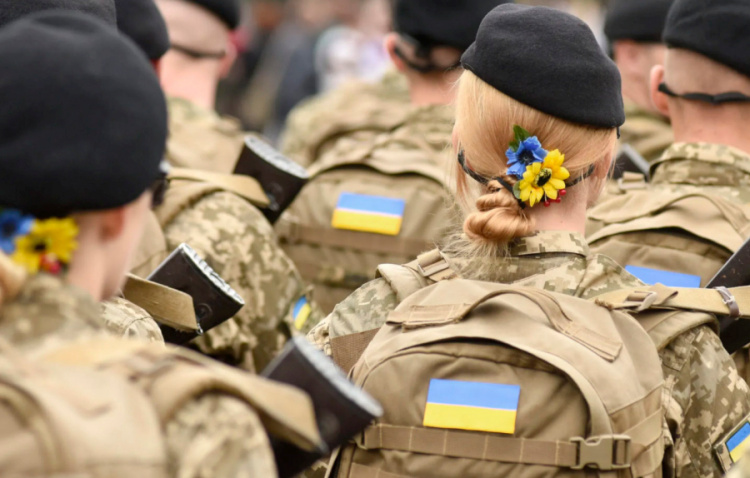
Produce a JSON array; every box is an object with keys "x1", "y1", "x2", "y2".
[
  {"x1": 658, "y1": 82, "x2": 750, "y2": 105},
  {"x1": 150, "y1": 161, "x2": 170, "y2": 209}
]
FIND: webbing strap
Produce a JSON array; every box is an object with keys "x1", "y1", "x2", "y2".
[
  {"x1": 279, "y1": 222, "x2": 433, "y2": 257},
  {"x1": 411, "y1": 249, "x2": 458, "y2": 282},
  {"x1": 122, "y1": 274, "x2": 199, "y2": 332},
  {"x1": 349, "y1": 464, "x2": 410, "y2": 478},
  {"x1": 594, "y1": 284, "x2": 750, "y2": 318},
  {"x1": 355, "y1": 424, "x2": 631, "y2": 470},
  {"x1": 168, "y1": 167, "x2": 270, "y2": 207}
]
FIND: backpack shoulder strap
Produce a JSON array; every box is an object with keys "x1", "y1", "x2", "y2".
[
  {"x1": 376, "y1": 249, "x2": 458, "y2": 302},
  {"x1": 593, "y1": 284, "x2": 750, "y2": 317},
  {"x1": 168, "y1": 168, "x2": 270, "y2": 208},
  {"x1": 121, "y1": 274, "x2": 199, "y2": 334}
]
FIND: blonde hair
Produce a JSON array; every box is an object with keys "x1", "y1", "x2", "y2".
[
  {"x1": 0, "y1": 253, "x2": 27, "y2": 308},
  {"x1": 454, "y1": 70, "x2": 617, "y2": 247}
]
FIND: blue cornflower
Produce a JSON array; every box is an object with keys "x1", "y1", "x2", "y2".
[
  {"x1": 506, "y1": 136, "x2": 548, "y2": 178},
  {"x1": 0, "y1": 209, "x2": 34, "y2": 254}
]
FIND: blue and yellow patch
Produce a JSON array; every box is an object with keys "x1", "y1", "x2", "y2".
[
  {"x1": 625, "y1": 265, "x2": 701, "y2": 288},
  {"x1": 423, "y1": 379, "x2": 520, "y2": 435},
  {"x1": 292, "y1": 296, "x2": 311, "y2": 330},
  {"x1": 727, "y1": 422, "x2": 750, "y2": 463},
  {"x1": 331, "y1": 192, "x2": 405, "y2": 236}
]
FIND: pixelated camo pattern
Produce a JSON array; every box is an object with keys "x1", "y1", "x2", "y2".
[
  {"x1": 100, "y1": 297, "x2": 164, "y2": 343},
  {"x1": 620, "y1": 101, "x2": 673, "y2": 163},
  {"x1": 163, "y1": 190, "x2": 319, "y2": 372}
]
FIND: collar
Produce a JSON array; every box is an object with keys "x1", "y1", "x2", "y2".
[
  {"x1": 651, "y1": 142, "x2": 750, "y2": 186},
  {"x1": 508, "y1": 231, "x2": 590, "y2": 257}
]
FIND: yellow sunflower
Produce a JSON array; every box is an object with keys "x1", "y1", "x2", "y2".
[
  {"x1": 12, "y1": 218, "x2": 79, "y2": 273},
  {"x1": 516, "y1": 149, "x2": 570, "y2": 207}
]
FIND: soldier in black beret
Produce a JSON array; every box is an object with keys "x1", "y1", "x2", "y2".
[
  {"x1": 114, "y1": 0, "x2": 170, "y2": 64},
  {"x1": 0, "y1": 0, "x2": 116, "y2": 27},
  {"x1": 604, "y1": 0, "x2": 674, "y2": 163}
]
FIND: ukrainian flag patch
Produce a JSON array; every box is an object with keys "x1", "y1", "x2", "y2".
[
  {"x1": 292, "y1": 296, "x2": 311, "y2": 330},
  {"x1": 625, "y1": 265, "x2": 701, "y2": 288},
  {"x1": 331, "y1": 192, "x2": 405, "y2": 236},
  {"x1": 727, "y1": 422, "x2": 750, "y2": 463},
  {"x1": 423, "y1": 379, "x2": 520, "y2": 435}
]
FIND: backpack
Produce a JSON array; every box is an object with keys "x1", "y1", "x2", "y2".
[
  {"x1": 587, "y1": 190, "x2": 750, "y2": 287},
  {"x1": 276, "y1": 133, "x2": 456, "y2": 314},
  {"x1": 0, "y1": 343, "x2": 168, "y2": 478},
  {"x1": 331, "y1": 280, "x2": 666, "y2": 478}
]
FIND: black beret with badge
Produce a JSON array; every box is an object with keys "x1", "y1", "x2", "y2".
[
  {"x1": 0, "y1": 11, "x2": 168, "y2": 218},
  {"x1": 604, "y1": 0, "x2": 674, "y2": 44},
  {"x1": 184, "y1": 0, "x2": 240, "y2": 29},
  {"x1": 115, "y1": 0, "x2": 170, "y2": 60},
  {"x1": 461, "y1": 4, "x2": 625, "y2": 129},
  {"x1": 0, "y1": 0, "x2": 116, "y2": 28},
  {"x1": 393, "y1": 0, "x2": 513, "y2": 52},
  {"x1": 664, "y1": 0, "x2": 750, "y2": 79}
]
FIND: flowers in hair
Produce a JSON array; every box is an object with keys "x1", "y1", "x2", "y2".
[
  {"x1": 0, "y1": 208, "x2": 78, "y2": 274},
  {"x1": 507, "y1": 126, "x2": 570, "y2": 208}
]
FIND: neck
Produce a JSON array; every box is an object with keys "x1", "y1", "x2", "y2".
[
  {"x1": 621, "y1": 76, "x2": 656, "y2": 114},
  {"x1": 671, "y1": 108, "x2": 750, "y2": 155},
  {"x1": 160, "y1": 58, "x2": 219, "y2": 110},
  {"x1": 66, "y1": 249, "x2": 107, "y2": 302},
  {"x1": 408, "y1": 73, "x2": 459, "y2": 107},
  {"x1": 531, "y1": 199, "x2": 588, "y2": 236}
]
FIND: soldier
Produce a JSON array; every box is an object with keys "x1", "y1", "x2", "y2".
[
  {"x1": 586, "y1": 0, "x2": 750, "y2": 286},
  {"x1": 604, "y1": 0, "x2": 673, "y2": 163},
  {"x1": 276, "y1": 0, "x2": 510, "y2": 314},
  {"x1": 116, "y1": 0, "x2": 322, "y2": 371},
  {"x1": 309, "y1": 4, "x2": 750, "y2": 477},
  {"x1": 0, "y1": 11, "x2": 323, "y2": 477}
]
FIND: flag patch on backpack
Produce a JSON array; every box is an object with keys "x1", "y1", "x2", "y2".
[
  {"x1": 423, "y1": 379, "x2": 520, "y2": 434},
  {"x1": 292, "y1": 296, "x2": 312, "y2": 330},
  {"x1": 331, "y1": 193, "x2": 405, "y2": 236},
  {"x1": 625, "y1": 265, "x2": 701, "y2": 288}
]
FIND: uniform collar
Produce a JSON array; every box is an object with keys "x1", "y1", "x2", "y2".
[{"x1": 651, "y1": 142, "x2": 750, "y2": 186}]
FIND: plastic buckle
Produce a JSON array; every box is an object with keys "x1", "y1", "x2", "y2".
[{"x1": 571, "y1": 435, "x2": 632, "y2": 471}]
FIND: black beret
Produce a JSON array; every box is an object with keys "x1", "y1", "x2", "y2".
[
  {"x1": 184, "y1": 0, "x2": 240, "y2": 29},
  {"x1": 604, "y1": 0, "x2": 673, "y2": 43},
  {"x1": 0, "y1": 11, "x2": 168, "y2": 218},
  {"x1": 115, "y1": 0, "x2": 170, "y2": 60},
  {"x1": 393, "y1": 0, "x2": 513, "y2": 51},
  {"x1": 664, "y1": 0, "x2": 750, "y2": 79},
  {"x1": 462, "y1": 4, "x2": 625, "y2": 129},
  {"x1": 0, "y1": 0, "x2": 116, "y2": 28}
]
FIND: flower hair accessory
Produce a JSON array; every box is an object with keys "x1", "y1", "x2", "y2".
[
  {"x1": 458, "y1": 125, "x2": 595, "y2": 208},
  {"x1": 0, "y1": 208, "x2": 78, "y2": 275}
]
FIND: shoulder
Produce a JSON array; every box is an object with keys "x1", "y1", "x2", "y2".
[
  {"x1": 326, "y1": 277, "x2": 400, "y2": 339},
  {"x1": 176, "y1": 190, "x2": 276, "y2": 238},
  {"x1": 100, "y1": 297, "x2": 164, "y2": 343},
  {"x1": 578, "y1": 253, "x2": 644, "y2": 299}
]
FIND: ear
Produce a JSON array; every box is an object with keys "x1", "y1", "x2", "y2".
[
  {"x1": 384, "y1": 32, "x2": 406, "y2": 73},
  {"x1": 649, "y1": 64, "x2": 670, "y2": 118},
  {"x1": 219, "y1": 39, "x2": 238, "y2": 78}
]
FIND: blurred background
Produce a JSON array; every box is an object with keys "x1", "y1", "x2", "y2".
[{"x1": 217, "y1": 0, "x2": 611, "y2": 142}]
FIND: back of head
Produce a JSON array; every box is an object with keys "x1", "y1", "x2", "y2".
[
  {"x1": 391, "y1": 0, "x2": 512, "y2": 73},
  {"x1": 0, "y1": 0, "x2": 116, "y2": 28},
  {"x1": 115, "y1": 0, "x2": 170, "y2": 61},
  {"x1": 156, "y1": 0, "x2": 235, "y2": 53},
  {"x1": 0, "y1": 11, "x2": 168, "y2": 219},
  {"x1": 456, "y1": 4, "x2": 622, "y2": 246},
  {"x1": 604, "y1": 0, "x2": 673, "y2": 45}
]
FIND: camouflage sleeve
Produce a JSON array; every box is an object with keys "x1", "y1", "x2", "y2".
[
  {"x1": 163, "y1": 191, "x2": 313, "y2": 372},
  {"x1": 99, "y1": 298, "x2": 165, "y2": 343},
  {"x1": 306, "y1": 278, "x2": 399, "y2": 357},
  {"x1": 165, "y1": 393, "x2": 277, "y2": 478},
  {"x1": 279, "y1": 96, "x2": 320, "y2": 168},
  {"x1": 661, "y1": 325, "x2": 750, "y2": 478}
]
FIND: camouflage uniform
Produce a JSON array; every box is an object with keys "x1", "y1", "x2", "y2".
[
  {"x1": 0, "y1": 272, "x2": 277, "y2": 478},
  {"x1": 149, "y1": 97, "x2": 321, "y2": 372},
  {"x1": 100, "y1": 297, "x2": 164, "y2": 343},
  {"x1": 620, "y1": 101, "x2": 673, "y2": 163},
  {"x1": 308, "y1": 231, "x2": 750, "y2": 478},
  {"x1": 280, "y1": 70, "x2": 411, "y2": 168},
  {"x1": 650, "y1": 142, "x2": 750, "y2": 203}
]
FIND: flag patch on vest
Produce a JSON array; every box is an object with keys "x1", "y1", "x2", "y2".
[
  {"x1": 423, "y1": 379, "x2": 520, "y2": 434},
  {"x1": 331, "y1": 193, "x2": 405, "y2": 236},
  {"x1": 625, "y1": 265, "x2": 701, "y2": 288},
  {"x1": 293, "y1": 296, "x2": 312, "y2": 330}
]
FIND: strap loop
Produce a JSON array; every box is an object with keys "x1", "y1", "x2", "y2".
[{"x1": 715, "y1": 286, "x2": 741, "y2": 319}]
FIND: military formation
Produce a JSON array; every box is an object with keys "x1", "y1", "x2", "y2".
[{"x1": 2, "y1": 0, "x2": 750, "y2": 477}]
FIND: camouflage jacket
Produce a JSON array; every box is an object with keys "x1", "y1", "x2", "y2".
[
  {"x1": 620, "y1": 101, "x2": 673, "y2": 163},
  {"x1": 280, "y1": 70, "x2": 411, "y2": 168},
  {"x1": 650, "y1": 142, "x2": 750, "y2": 203},
  {"x1": 166, "y1": 96, "x2": 244, "y2": 174},
  {"x1": 308, "y1": 231, "x2": 750, "y2": 478},
  {"x1": 100, "y1": 297, "x2": 164, "y2": 343},
  {"x1": 0, "y1": 273, "x2": 277, "y2": 478}
]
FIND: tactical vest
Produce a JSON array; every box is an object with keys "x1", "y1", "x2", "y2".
[
  {"x1": 587, "y1": 190, "x2": 750, "y2": 287},
  {"x1": 276, "y1": 140, "x2": 456, "y2": 314},
  {"x1": 330, "y1": 280, "x2": 665, "y2": 478}
]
